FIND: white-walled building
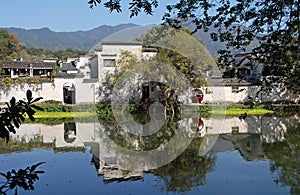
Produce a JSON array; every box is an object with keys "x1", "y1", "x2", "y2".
[
  {"x1": 0, "y1": 42, "x2": 299, "y2": 104},
  {"x1": 0, "y1": 42, "x2": 156, "y2": 104}
]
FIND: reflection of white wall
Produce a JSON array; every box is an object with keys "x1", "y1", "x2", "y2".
[
  {"x1": 11, "y1": 123, "x2": 99, "y2": 148},
  {"x1": 200, "y1": 117, "x2": 250, "y2": 136},
  {"x1": 11, "y1": 116, "x2": 290, "y2": 148}
]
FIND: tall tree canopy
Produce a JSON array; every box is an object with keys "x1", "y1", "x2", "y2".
[
  {"x1": 89, "y1": 0, "x2": 300, "y2": 93},
  {"x1": 0, "y1": 29, "x2": 19, "y2": 60},
  {"x1": 0, "y1": 30, "x2": 88, "y2": 61}
]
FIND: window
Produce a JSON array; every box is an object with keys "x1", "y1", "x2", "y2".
[
  {"x1": 232, "y1": 86, "x2": 239, "y2": 93},
  {"x1": 103, "y1": 59, "x2": 116, "y2": 67},
  {"x1": 231, "y1": 126, "x2": 239, "y2": 133}
]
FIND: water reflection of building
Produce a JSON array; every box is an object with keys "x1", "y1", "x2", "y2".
[
  {"x1": 211, "y1": 134, "x2": 265, "y2": 161},
  {"x1": 180, "y1": 115, "x2": 289, "y2": 160},
  {"x1": 10, "y1": 115, "x2": 294, "y2": 181}
]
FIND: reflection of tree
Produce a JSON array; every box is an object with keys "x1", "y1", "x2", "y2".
[
  {"x1": 104, "y1": 115, "x2": 177, "y2": 151},
  {"x1": 152, "y1": 138, "x2": 216, "y2": 193},
  {"x1": 0, "y1": 162, "x2": 45, "y2": 195},
  {"x1": 263, "y1": 115, "x2": 300, "y2": 194}
]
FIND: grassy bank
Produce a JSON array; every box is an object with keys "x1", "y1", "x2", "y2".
[
  {"x1": 28, "y1": 101, "x2": 276, "y2": 120},
  {"x1": 31, "y1": 104, "x2": 274, "y2": 119},
  {"x1": 212, "y1": 105, "x2": 274, "y2": 116},
  {"x1": 24, "y1": 103, "x2": 276, "y2": 125},
  {"x1": 183, "y1": 104, "x2": 274, "y2": 116},
  {"x1": 25, "y1": 111, "x2": 98, "y2": 125},
  {"x1": 33, "y1": 111, "x2": 95, "y2": 118},
  {"x1": 210, "y1": 107, "x2": 274, "y2": 115}
]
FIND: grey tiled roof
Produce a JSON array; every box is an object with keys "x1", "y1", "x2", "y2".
[
  {"x1": 0, "y1": 60, "x2": 53, "y2": 69},
  {"x1": 60, "y1": 63, "x2": 78, "y2": 71},
  {"x1": 101, "y1": 41, "x2": 143, "y2": 45}
]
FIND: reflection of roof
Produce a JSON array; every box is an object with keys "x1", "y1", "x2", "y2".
[
  {"x1": 210, "y1": 134, "x2": 264, "y2": 161},
  {"x1": 0, "y1": 60, "x2": 53, "y2": 69},
  {"x1": 221, "y1": 134, "x2": 265, "y2": 161},
  {"x1": 53, "y1": 147, "x2": 85, "y2": 153}
]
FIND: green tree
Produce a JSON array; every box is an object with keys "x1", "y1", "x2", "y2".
[
  {"x1": 137, "y1": 26, "x2": 214, "y2": 87},
  {"x1": 88, "y1": 0, "x2": 300, "y2": 93},
  {"x1": 152, "y1": 138, "x2": 215, "y2": 193},
  {"x1": 0, "y1": 29, "x2": 19, "y2": 60},
  {"x1": 0, "y1": 90, "x2": 43, "y2": 142},
  {"x1": 262, "y1": 116, "x2": 300, "y2": 194}
]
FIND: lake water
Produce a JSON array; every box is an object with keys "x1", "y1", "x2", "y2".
[{"x1": 1, "y1": 114, "x2": 299, "y2": 194}]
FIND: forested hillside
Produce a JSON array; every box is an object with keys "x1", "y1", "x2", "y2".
[
  {"x1": 4, "y1": 23, "x2": 138, "y2": 51},
  {"x1": 0, "y1": 29, "x2": 87, "y2": 61}
]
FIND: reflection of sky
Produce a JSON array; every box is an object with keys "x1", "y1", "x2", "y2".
[
  {"x1": 200, "y1": 151, "x2": 289, "y2": 194},
  {"x1": 0, "y1": 148, "x2": 290, "y2": 194},
  {"x1": 1, "y1": 115, "x2": 298, "y2": 194}
]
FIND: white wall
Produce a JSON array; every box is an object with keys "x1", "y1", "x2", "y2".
[
  {"x1": 95, "y1": 43, "x2": 144, "y2": 83},
  {"x1": 0, "y1": 77, "x2": 98, "y2": 104}
]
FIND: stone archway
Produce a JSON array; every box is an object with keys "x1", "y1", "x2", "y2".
[{"x1": 63, "y1": 83, "x2": 76, "y2": 104}]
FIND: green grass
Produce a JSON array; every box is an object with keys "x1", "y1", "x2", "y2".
[
  {"x1": 184, "y1": 104, "x2": 274, "y2": 116},
  {"x1": 210, "y1": 108, "x2": 274, "y2": 115},
  {"x1": 33, "y1": 111, "x2": 96, "y2": 118},
  {"x1": 30, "y1": 104, "x2": 274, "y2": 120}
]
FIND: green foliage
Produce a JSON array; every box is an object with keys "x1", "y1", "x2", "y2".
[
  {"x1": 0, "y1": 90, "x2": 43, "y2": 142},
  {"x1": 88, "y1": 0, "x2": 300, "y2": 93},
  {"x1": 0, "y1": 30, "x2": 19, "y2": 60},
  {"x1": 0, "y1": 78, "x2": 45, "y2": 95},
  {"x1": 263, "y1": 118, "x2": 300, "y2": 194},
  {"x1": 127, "y1": 104, "x2": 138, "y2": 113},
  {"x1": 136, "y1": 26, "x2": 215, "y2": 87},
  {"x1": 24, "y1": 117, "x2": 97, "y2": 125},
  {"x1": 108, "y1": 50, "x2": 139, "y2": 87},
  {"x1": 0, "y1": 29, "x2": 87, "y2": 61},
  {"x1": 95, "y1": 104, "x2": 113, "y2": 120},
  {"x1": 103, "y1": 115, "x2": 178, "y2": 151},
  {"x1": 0, "y1": 68, "x2": 5, "y2": 76},
  {"x1": 19, "y1": 47, "x2": 88, "y2": 61},
  {"x1": 0, "y1": 135, "x2": 50, "y2": 153},
  {"x1": 152, "y1": 138, "x2": 215, "y2": 193},
  {"x1": 0, "y1": 162, "x2": 45, "y2": 195},
  {"x1": 88, "y1": 0, "x2": 158, "y2": 17},
  {"x1": 34, "y1": 102, "x2": 95, "y2": 113},
  {"x1": 166, "y1": 0, "x2": 300, "y2": 93}
]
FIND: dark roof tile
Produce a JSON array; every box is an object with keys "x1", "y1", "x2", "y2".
[{"x1": 0, "y1": 60, "x2": 53, "y2": 69}]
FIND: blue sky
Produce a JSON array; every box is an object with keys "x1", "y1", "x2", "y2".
[{"x1": 1, "y1": 0, "x2": 171, "y2": 32}]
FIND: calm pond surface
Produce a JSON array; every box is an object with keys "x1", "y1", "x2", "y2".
[{"x1": 1, "y1": 114, "x2": 299, "y2": 194}]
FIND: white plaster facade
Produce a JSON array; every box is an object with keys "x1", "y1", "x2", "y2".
[
  {"x1": 92, "y1": 42, "x2": 154, "y2": 83},
  {"x1": 1, "y1": 42, "x2": 299, "y2": 104},
  {"x1": 0, "y1": 77, "x2": 96, "y2": 104}
]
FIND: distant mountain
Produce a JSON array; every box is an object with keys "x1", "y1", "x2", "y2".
[
  {"x1": 3, "y1": 23, "x2": 226, "y2": 57},
  {"x1": 3, "y1": 23, "x2": 138, "y2": 51}
]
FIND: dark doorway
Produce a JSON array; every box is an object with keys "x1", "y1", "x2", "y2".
[
  {"x1": 63, "y1": 83, "x2": 76, "y2": 104},
  {"x1": 64, "y1": 122, "x2": 76, "y2": 143},
  {"x1": 142, "y1": 83, "x2": 150, "y2": 103}
]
